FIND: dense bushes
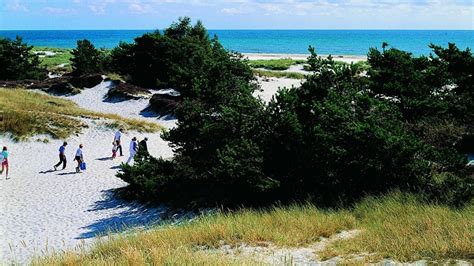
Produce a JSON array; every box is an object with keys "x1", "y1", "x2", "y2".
[
  {"x1": 118, "y1": 19, "x2": 473, "y2": 207},
  {"x1": 109, "y1": 17, "x2": 253, "y2": 97},
  {"x1": 0, "y1": 36, "x2": 46, "y2": 80},
  {"x1": 71, "y1": 39, "x2": 108, "y2": 76}
]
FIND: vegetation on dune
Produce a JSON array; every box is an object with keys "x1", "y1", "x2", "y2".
[
  {"x1": 119, "y1": 26, "x2": 473, "y2": 207},
  {"x1": 0, "y1": 36, "x2": 47, "y2": 80},
  {"x1": 34, "y1": 193, "x2": 473, "y2": 264},
  {"x1": 32, "y1": 47, "x2": 73, "y2": 72},
  {"x1": 253, "y1": 69, "x2": 306, "y2": 79},
  {"x1": 71, "y1": 39, "x2": 109, "y2": 76},
  {"x1": 0, "y1": 88, "x2": 161, "y2": 140},
  {"x1": 109, "y1": 17, "x2": 254, "y2": 97},
  {"x1": 321, "y1": 193, "x2": 474, "y2": 262},
  {"x1": 248, "y1": 58, "x2": 306, "y2": 70}
]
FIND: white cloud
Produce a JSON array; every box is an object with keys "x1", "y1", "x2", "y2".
[
  {"x1": 44, "y1": 6, "x2": 75, "y2": 14},
  {"x1": 5, "y1": 0, "x2": 28, "y2": 12}
]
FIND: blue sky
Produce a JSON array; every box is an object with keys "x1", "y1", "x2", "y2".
[{"x1": 1, "y1": 0, "x2": 473, "y2": 30}]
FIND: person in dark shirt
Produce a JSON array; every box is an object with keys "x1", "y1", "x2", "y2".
[
  {"x1": 139, "y1": 137, "x2": 148, "y2": 153},
  {"x1": 136, "y1": 137, "x2": 149, "y2": 160},
  {"x1": 54, "y1": 142, "x2": 68, "y2": 170}
]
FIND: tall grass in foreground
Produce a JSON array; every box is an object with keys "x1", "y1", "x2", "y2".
[
  {"x1": 321, "y1": 193, "x2": 474, "y2": 262},
  {"x1": 33, "y1": 193, "x2": 473, "y2": 265},
  {"x1": 33, "y1": 205, "x2": 355, "y2": 265},
  {"x1": 0, "y1": 88, "x2": 161, "y2": 140}
]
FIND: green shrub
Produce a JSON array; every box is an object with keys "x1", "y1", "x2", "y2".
[
  {"x1": 71, "y1": 39, "x2": 108, "y2": 75},
  {"x1": 0, "y1": 36, "x2": 47, "y2": 80},
  {"x1": 118, "y1": 25, "x2": 473, "y2": 207}
]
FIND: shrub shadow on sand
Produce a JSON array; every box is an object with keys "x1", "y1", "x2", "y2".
[{"x1": 77, "y1": 189, "x2": 194, "y2": 239}]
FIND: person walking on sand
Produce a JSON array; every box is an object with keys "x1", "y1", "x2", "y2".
[
  {"x1": 54, "y1": 142, "x2": 68, "y2": 171},
  {"x1": 112, "y1": 140, "x2": 119, "y2": 160},
  {"x1": 114, "y1": 128, "x2": 124, "y2": 157},
  {"x1": 136, "y1": 137, "x2": 149, "y2": 160},
  {"x1": 74, "y1": 144, "x2": 84, "y2": 173},
  {"x1": 0, "y1": 146, "x2": 9, "y2": 179},
  {"x1": 126, "y1": 137, "x2": 138, "y2": 164}
]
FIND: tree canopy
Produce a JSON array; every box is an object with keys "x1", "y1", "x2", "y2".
[{"x1": 0, "y1": 36, "x2": 46, "y2": 80}]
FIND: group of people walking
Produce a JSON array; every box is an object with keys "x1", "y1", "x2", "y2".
[
  {"x1": 0, "y1": 128, "x2": 150, "y2": 179},
  {"x1": 53, "y1": 128, "x2": 149, "y2": 173},
  {"x1": 53, "y1": 142, "x2": 84, "y2": 173}
]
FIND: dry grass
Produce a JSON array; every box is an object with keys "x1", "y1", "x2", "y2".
[
  {"x1": 33, "y1": 205, "x2": 355, "y2": 265},
  {"x1": 0, "y1": 88, "x2": 162, "y2": 140},
  {"x1": 248, "y1": 58, "x2": 306, "y2": 70},
  {"x1": 33, "y1": 193, "x2": 473, "y2": 265},
  {"x1": 321, "y1": 193, "x2": 474, "y2": 262},
  {"x1": 253, "y1": 69, "x2": 306, "y2": 79}
]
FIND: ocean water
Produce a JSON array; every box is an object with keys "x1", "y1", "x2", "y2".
[{"x1": 0, "y1": 30, "x2": 472, "y2": 56}]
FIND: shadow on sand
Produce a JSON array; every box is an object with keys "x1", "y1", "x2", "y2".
[
  {"x1": 39, "y1": 169, "x2": 56, "y2": 174},
  {"x1": 57, "y1": 171, "x2": 80, "y2": 176},
  {"x1": 76, "y1": 189, "x2": 189, "y2": 239}
]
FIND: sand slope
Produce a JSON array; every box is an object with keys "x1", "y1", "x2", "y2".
[{"x1": 0, "y1": 77, "x2": 299, "y2": 263}]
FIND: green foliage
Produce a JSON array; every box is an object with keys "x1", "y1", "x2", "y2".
[
  {"x1": 248, "y1": 58, "x2": 306, "y2": 70},
  {"x1": 33, "y1": 47, "x2": 73, "y2": 72},
  {"x1": 70, "y1": 39, "x2": 108, "y2": 75},
  {"x1": 118, "y1": 22, "x2": 473, "y2": 207},
  {"x1": 263, "y1": 47, "x2": 430, "y2": 203},
  {"x1": 253, "y1": 69, "x2": 306, "y2": 79},
  {"x1": 0, "y1": 36, "x2": 47, "y2": 80},
  {"x1": 110, "y1": 17, "x2": 253, "y2": 96}
]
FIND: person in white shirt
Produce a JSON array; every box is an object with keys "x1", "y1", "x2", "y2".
[
  {"x1": 114, "y1": 128, "x2": 124, "y2": 156},
  {"x1": 127, "y1": 137, "x2": 138, "y2": 164},
  {"x1": 74, "y1": 144, "x2": 84, "y2": 173}
]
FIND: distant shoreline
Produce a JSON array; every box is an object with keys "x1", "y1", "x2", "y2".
[{"x1": 244, "y1": 53, "x2": 367, "y2": 63}]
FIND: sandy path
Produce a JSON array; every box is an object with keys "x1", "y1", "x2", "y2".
[
  {"x1": 0, "y1": 81, "x2": 176, "y2": 263},
  {"x1": 0, "y1": 77, "x2": 298, "y2": 264}
]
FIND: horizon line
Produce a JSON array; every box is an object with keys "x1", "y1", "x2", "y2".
[{"x1": 1, "y1": 28, "x2": 473, "y2": 31}]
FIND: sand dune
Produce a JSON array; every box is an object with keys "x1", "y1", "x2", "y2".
[{"x1": 0, "y1": 77, "x2": 297, "y2": 263}]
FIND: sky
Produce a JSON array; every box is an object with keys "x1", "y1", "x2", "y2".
[{"x1": 0, "y1": 0, "x2": 473, "y2": 30}]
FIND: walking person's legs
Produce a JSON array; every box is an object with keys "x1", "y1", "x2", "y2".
[
  {"x1": 75, "y1": 156, "x2": 82, "y2": 173},
  {"x1": 54, "y1": 154, "x2": 66, "y2": 170},
  {"x1": 1, "y1": 161, "x2": 5, "y2": 177},
  {"x1": 118, "y1": 143, "x2": 123, "y2": 156},
  {"x1": 2, "y1": 161, "x2": 8, "y2": 178},
  {"x1": 126, "y1": 152, "x2": 135, "y2": 164}
]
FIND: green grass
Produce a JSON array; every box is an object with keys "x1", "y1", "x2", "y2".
[
  {"x1": 248, "y1": 58, "x2": 306, "y2": 70},
  {"x1": 32, "y1": 47, "x2": 73, "y2": 72},
  {"x1": 33, "y1": 193, "x2": 473, "y2": 265},
  {"x1": 253, "y1": 69, "x2": 306, "y2": 79},
  {"x1": 0, "y1": 88, "x2": 162, "y2": 140},
  {"x1": 320, "y1": 193, "x2": 474, "y2": 262}
]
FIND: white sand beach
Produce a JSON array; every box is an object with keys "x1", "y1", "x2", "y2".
[
  {"x1": 0, "y1": 76, "x2": 298, "y2": 263},
  {"x1": 244, "y1": 53, "x2": 367, "y2": 63}
]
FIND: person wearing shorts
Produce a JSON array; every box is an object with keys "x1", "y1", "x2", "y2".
[
  {"x1": 74, "y1": 144, "x2": 84, "y2": 173},
  {"x1": 114, "y1": 129, "x2": 124, "y2": 156},
  {"x1": 1, "y1": 146, "x2": 9, "y2": 179}
]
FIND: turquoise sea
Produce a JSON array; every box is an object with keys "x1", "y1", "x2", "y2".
[{"x1": 0, "y1": 30, "x2": 473, "y2": 56}]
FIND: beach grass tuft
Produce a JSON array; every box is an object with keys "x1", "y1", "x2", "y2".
[
  {"x1": 320, "y1": 193, "x2": 474, "y2": 262},
  {"x1": 32, "y1": 193, "x2": 473, "y2": 265},
  {"x1": 253, "y1": 69, "x2": 306, "y2": 79},
  {"x1": 248, "y1": 58, "x2": 306, "y2": 70},
  {"x1": 0, "y1": 88, "x2": 162, "y2": 140}
]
